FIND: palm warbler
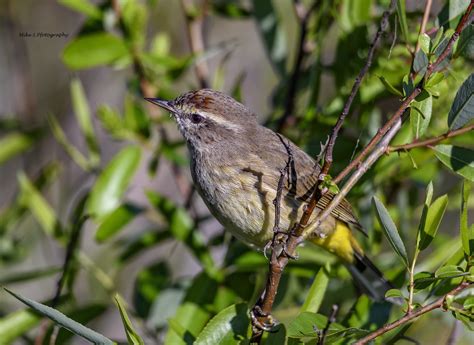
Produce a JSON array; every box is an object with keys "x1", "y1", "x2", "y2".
[{"x1": 146, "y1": 89, "x2": 391, "y2": 300}]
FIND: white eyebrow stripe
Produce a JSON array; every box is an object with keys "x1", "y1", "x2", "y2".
[{"x1": 199, "y1": 111, "x2": 242, "y2": 131}]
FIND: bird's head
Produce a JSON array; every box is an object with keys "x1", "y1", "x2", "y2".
[{"x1": 146, "y1": 89, "x2": 257, "y2": 151}]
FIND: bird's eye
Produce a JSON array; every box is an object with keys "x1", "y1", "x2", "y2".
[{"x1": 190, "y1": 113, "x2": 204, "y2": 124}]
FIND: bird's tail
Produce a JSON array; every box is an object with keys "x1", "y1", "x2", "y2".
[{"x1": 345, "y1": 251, "x2": 393, "y2": 302}]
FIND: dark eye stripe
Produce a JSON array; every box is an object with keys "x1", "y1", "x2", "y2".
[{"x1": 190, "y1": 113, "x2": 204, "y2": 124}]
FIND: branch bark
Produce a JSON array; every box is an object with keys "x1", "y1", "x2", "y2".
[{"x1": 353, "y1": 282, "x2": 471, "y2": 345}]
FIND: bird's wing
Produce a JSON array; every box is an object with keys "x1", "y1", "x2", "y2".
[{"x1": 254, "y1": 129, "x2": 364, "y2": 232}]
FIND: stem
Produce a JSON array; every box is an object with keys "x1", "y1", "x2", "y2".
[
  {"x1": 353, "y1": 283, "x2": 471, "y2": 345},
  {"x1": 388, "y1": 124, "x2": 474, "y2": 153},
  {"x1": 407, "y1": 249, "x2": 420, "y2": 314},
  {"x1": 414, "y1": 0, "x2": 433, "y2": 53}
]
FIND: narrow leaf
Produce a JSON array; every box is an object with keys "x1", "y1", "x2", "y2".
[
  {"x1": 301, "y1": 268, "x2": 329, "y2": 313},
  {"x1": 455, "y1": 23, "x2": 474, "y2": 59},
  {"x1": 396, "y1": 0, "x2": 409, "y2": 43},
  {"x1": 0, "y1": 309, "x2": 41, "y2": 344},
  {"x1": 114, "y1": 294, "x2": 145, "y2": 345},
  {"x1": 86, "y1": 146, "x2": 141, "y2": 219},
  {"x1": 378, "y1": 76, "x2": 403, "y2": 97},
  {"x1": 461, "y1": 180, "x2": 473, "y2": 256},
  {"x1": 58, "y1": 0, "x2": 102, "y2": 19},
  {"x1": 410, "y1": 94, "x2": 432, "y2": 139},
  {"x1": 18, "y1": 172, "x2": 58, "y2": 236},
  {"x1": 62, "y1": 33, "x2": 130, "y2": 70},
  {"x1": 71, "y1": 78, "x2": 100, "y2": 165},
  {"x1": 0, "y1": 133, "x2": 35, "y2": 165},
  {"x1": 433, "y1": 145, "x2": 474, "y2": 181},
  {"x1": 418, "y1": 194, "x2": 448, "y2": 251},
  {"x1": 416, "y1": 182, "x2": 433, "y2": 251},
  {"x1": 194, "y1": 304, "x2": 249, "y2": 345},
  {"x1": 435, "y1": 265, "x2": 464, "y2": 278},
  {"x1": 372, "y1": 197, "x2": 409, "y2": 267},
  {"x1": 4, "y1": 289, "x2": 114, "y2": 345},
  {"x1": 448, "y1": 73, "x2": 474, "y2": 130},
  {"x1": 95, "y1": 203, "x2": 142, "y2": 242}
]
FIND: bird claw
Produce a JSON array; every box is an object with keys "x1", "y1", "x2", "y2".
[{"x1": 250, "y1": 306, "x2": 277, "y2": 332}]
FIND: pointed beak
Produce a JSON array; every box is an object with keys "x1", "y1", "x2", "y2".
[{"x1": 144, "y1": 98, "x2": 176, "y2": 113}]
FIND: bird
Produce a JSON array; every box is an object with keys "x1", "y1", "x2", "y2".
[{"x1": 146, "y1": 89, "x2": 392, "y2": 301}]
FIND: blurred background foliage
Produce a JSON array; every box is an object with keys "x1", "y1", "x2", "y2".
[{"x1": 0, "y1": 0, "x2": 473, "y2": 344}]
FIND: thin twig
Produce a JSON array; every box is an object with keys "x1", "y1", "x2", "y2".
[
  {"x1": 334, "y1": 0, "x2": 473, "y2": 185},
  {"x1": 320, "y1": 0, "x2": 397, "y2": 181},
  {"x1": 353, "y1": 283, "x2": 471, "y2": 345},
  {"x1": 387, "y1": 124, "x2": 474, "y2": 153},
  {"x1": 180, "y1": 0, "x2": 210, "y2": 89},
  {"x1": 414, "y1": 0, "x2": 433, "y2": 53},
  {"x1": 318, "y1": 304, "x2": 338, "y2": 345},
  {"x1": 251, "y1": 2, "x2": 474, "y2": 343},
  {"x1": 277, "y1": 0, "x2": 319, "y2": 131}
]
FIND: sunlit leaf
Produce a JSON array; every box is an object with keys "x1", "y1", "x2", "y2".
[
  {"x1": 460, "y1": 180, "x2": 473, "y2": 256},
  {"x1": 58, "y1": 0, "x2": 102, "y2": 19},
  {"x1": 18, "y1": 172, "x2": 58, "y2": 236},
  {"x1": 378, "y1": 76, "x2": 403, "y2": 97},
  {"x1": 114, "y1": 294, "x2": 145, "y2": 345},
  {"x1": 0, "y1": 308, "x2": 41, "y2": 344},
  {"x1": 433, "y1": 145, "x2": 474, "y2": 181},
  {"x1": 194, "y1": 304, "x2": 249, "y2": 345},
  {"x1": 71, "y1": 78, "x2": 100, "y2": 166},
  {"x1": 435, "y1": 265, "x2": 464, "y2": 279},
  {"x1": 301, "y1": 268, "x2": 329, "y2": 313},
  {"x1": 62, "y1": 33, "x2": 130, "y2": 70},
  {"x1": 418, "y1": 194, "x2": 448, "y2": 251},
  {"x1": 410, "y1": 94, "x2": 432, "y2": 139},
  {"x1": 0, "y1": 133, "x2": 36, "y2": 165},
  {"x1": 372, "y1": 197, "x2": 408, "y2": 267},
  {"x1": 95, "y1": 203, "x2": 143, "y2": 242},
  {"x1": 87, "y1": 146, "x2": 141, "y2": 219}
]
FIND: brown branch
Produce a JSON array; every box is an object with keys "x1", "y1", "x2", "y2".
[
  {"x1": 334, "y1": 0, "x2": 474, "y2": 185},
  {"x1": 321, "y1": 0, "x2": 397, "y2": 180},
  {"x1": 250, "y1": 2, "x2": 474, "y2": 343},
  {"x1": 353, "y1": 282, "x2": 471, "y2": 345},
  {"x1": 318, "y1": 304, "x2": 338, "y2": 345},
  {"x1": 180, "y1": 0, "x2": 210, "y2": 89},
  {"x1": 276, "y1": 0, "x2": 319, "y2": 131},
  {"x1": 388, "y1": 124, "x2": 474, "y2": 153}
]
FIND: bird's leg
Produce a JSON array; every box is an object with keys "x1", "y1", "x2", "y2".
[{"x1": 250, "y1": 304, "x2": 277, "y2": 332}]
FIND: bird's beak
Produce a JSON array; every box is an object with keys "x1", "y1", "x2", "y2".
[{"x1": 144, "y1": 98, "x2": 176, "y2": 113}]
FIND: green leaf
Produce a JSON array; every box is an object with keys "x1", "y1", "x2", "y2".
[
  {"x1": 0, "y1": 133, "x2": 35, "y2": 165},
  {"x1": 58, "y1": 0, "x2": 102, "y2": 19},
  {"x1": 95, "y1": 203, "x2": 143, "y2": 242},
  {"x1": 124, "y1": 95, "x2": 151, "y2": 138},
  {"x1": 287, "y1": 312, "x2": 327, "y2": 338},
  {"x1": 378, "y1": 76, "x2": 403, "y2": 97},
  {"x1": 416, "y1": 182, "x2": 433, "y2": 251},
  {"x1": 0, "y1": 308, "x2": 41, "y2": 344},
  {"x1": 253, "y1": 0, "x2": 288, "y2": 77},
  {"x1": 455, "y1": 23, "x2": 474, "y2": 59},
  {"x1": 133, "y1": 262, "x2": 171, "y2": 318},
  {"x1": 413, "y1": 50, "x2": 428, "y2": 74},
  {"x1": 194, "y1": 304, "x2": 249, "y2": 345},
  {"x1": 48, "y1": 114, "x2": 91, "y2": 171},
  {"x1": 418, "y1": 33, "x2": 431, "y2": 54},
  {"x1": 448, "y1": 73, "x2": 474, "y2": 130},
  {"x1": 385, "y1": 289, "x2": 405, "y2": 299},
  {"x1": 461, "y1": 180, "x2": 473, "y2": 256},
  {"x1": 418, "y1": 194, "x2": 448, "y2": 251},
  {"x1": 435, "y1": 265, "x2": 464, "y2": 278},
  {"x1": 87, "y1": 146, "x2": 141, "y2": 219},
  {"x1": 4, "y1": 289, "x2": 114, "y2": 345},
  {"x1": 396, "y1": 0, "x2": 409, "y2": 43},
  {"x1": 301, "y1": 268, "x2": 329, "y2": 313},
  {"x1": 433, "y1": 145, "x2": 474, "y2": 181},
  {"x1": 413, "y1": 271, "x2": 436, "y2": 291},
  {"x1": 410, "y1": 94, "x2": 432, "y2": 139},
  {"x1": 372, "y1": 197, "x2": 409, "y2": 267},
  {"x1": 114, "y1": 294, "x2": 145, "y2": 345},
  {"x1": 71, "y1": 78, "x2": 100, "y2": 166},
  {"x1": 62, "y1": 33, "x2": 130, "y2": 70},
  {"x1": 18, "y1": 172, "x2": 58, "y2": 236}
]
